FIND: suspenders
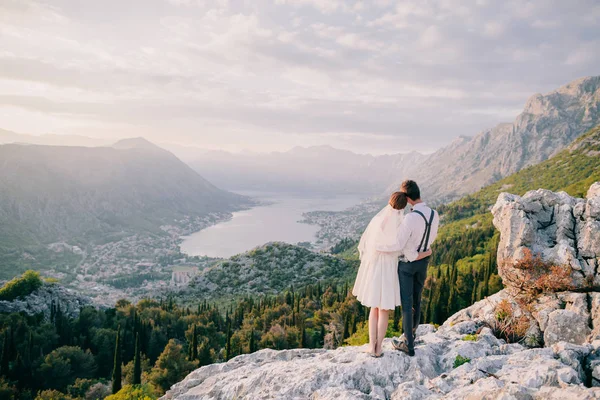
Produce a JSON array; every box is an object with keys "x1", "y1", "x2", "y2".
[{"x1": 412, "y1": 209, "x2": 435, "y2": 252}]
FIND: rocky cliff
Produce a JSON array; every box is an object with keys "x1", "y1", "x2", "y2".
[
  {"x1": 162, "y1": 183, "x2": 600, "y2": 400},
  {"x1": 399, "y1": 76, "x2": 600, "y2": 203},
  {"x1": 0, "y1": 282, "x2": 95, "y2": 319}
]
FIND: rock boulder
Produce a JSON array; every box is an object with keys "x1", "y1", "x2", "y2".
[
  {"x1": 492, "y1": 182, "x2": 600, "y2": 290},
  {"x1": 161, "y1": 325, "x2": 600, "y2": 400}
]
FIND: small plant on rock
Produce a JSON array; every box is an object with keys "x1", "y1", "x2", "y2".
[
  {"x1": 462, "y1": 334, "x2": 478, "y2": 341},
  {"x1": 453, "y1": 355, "x2": 471, "y2": 368},
  {"x1": 489, "y1": 299, "x2": 529, "y2": 344}
]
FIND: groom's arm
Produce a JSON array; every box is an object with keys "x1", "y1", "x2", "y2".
[{"x1": 376, "y1": 216, "x2": 412, "y2": 253}]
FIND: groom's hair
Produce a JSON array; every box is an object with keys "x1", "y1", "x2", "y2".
[{"x1": 401, "y1": 180, "x2": 420, "y2": 201}]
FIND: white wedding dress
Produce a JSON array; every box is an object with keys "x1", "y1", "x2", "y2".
[{"x1": 352, "y1": 205, "x2": 412, "y2": 310}]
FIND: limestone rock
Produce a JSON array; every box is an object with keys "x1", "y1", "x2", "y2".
[
  {"x1": 0, "y1": 282, "x2": 95, "y2": 319},
  {"x1": 161, "y1": 325, "x2": 600, "y2": 400},
  {"x1": 492, "y1": 183, "x2": 600, "y2": 290}
]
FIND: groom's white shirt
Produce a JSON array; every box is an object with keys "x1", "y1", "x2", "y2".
[{"x1": 376, "y1": 202, "x2": 439, "y2": 261}]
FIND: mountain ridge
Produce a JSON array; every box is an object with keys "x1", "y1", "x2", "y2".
[
  {"x1": 404, "y1": 75, "x2": 600, "y2": 203},
  {"x1": 0, "y1": 142, "x2": 251, "y2": 249}
]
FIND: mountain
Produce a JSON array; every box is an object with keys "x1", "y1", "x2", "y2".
[
  {"x1": 438, "y1": 124, "x2": 600, "y2": 225},
  {"x1": 0, "y1": 128, "x2": 113, "y2": 147},
  {"x1": 0, "y1": 139, "x2": 251, "y2": 249},
  {"x1": 179, "y1": 242, "x2": 358, "y2": 300},
  {"x1": 187, "y1": 146, "x2": 427, "y2": 195},
  {"x1": 400, "y1": 76, "x2": 600, "y2": 203}
]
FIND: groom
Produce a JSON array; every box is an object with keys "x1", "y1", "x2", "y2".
[{"x1": 377, "y1": 180, "x2": 439, "y2": 356}]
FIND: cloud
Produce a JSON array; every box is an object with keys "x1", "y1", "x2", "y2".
[
  {"x1": 274, "y1": 0, "x2": 343, "y2": 14},
  {"x1": 0, "y1": 0, "x2": 598, "y2": 154},
  {"x1": 483, "y1": 21, "x2": 505, "y2": 38}
]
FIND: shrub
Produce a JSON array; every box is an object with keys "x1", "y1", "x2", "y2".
[
  {"x1": 0, "y1": 378, "x2": 18, "y2": 400},
  {"x1": 35, "y1": 389, "x2": 74, "y2": 400},
  {"x1": 501, "y1": 249, "x2": 574, "y2": 302},
  {"x1": 453, "y1": 355, "x2": 471, "y2": 368},
  {"x1": 489, "y1": 299, "x2": 529, "y2": 344},
  {"x1": 104, "y1": 384, "x2": 157, "y2": 400},
  {"x1": 0, "y1": 270, "x2": 43, "y2": 301}
]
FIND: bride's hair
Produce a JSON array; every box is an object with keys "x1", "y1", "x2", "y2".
[{"x1": 389, "y1": 191, "x2": 408, "y2": 210}]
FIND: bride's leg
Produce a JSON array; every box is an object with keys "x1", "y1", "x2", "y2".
[
  {"x1": 369, "y1": 307, "x2": 379, "y2": 353},
  {"x1": 376, "y1": 309, "x2": 389, "y2": 355}
]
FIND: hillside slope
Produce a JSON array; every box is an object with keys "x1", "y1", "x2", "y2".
[
  {"x1": 389, "y1": 76, "x2": 600, "y2": 203},
  {"x1": 180, "y1": 242, "x2": 358, "y2": 300},
  {"x1": 0, "y1": 139, "x2": 250, "y2": 249}
]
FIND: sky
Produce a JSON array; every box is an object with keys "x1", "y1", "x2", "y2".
[{"x1": 0, "y1": 0, "x2": 598, "y2": 155}]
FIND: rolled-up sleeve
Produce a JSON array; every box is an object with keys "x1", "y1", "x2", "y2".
[{"x1": 404, "y1": 248, "x2": 419, "y2": 262}]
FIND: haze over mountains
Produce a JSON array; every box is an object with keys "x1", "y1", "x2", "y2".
[
  {"x1": 0, "y1": 138, "x2": 250, "y2": 249},
  {"x1": 186, "y1": 147, "x2": 427, "y2": 195},
  {"x1": 1, "y1": 76, "x2": 598, "y2": 201}
]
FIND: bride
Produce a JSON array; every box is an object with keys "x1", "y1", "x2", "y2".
[{"x1": 352, "y1": 191, "x2": 431, "y2": 357}]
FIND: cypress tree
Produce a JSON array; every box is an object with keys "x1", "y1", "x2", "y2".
[
  {"x1": 343, "y1": 314, "x2": 350, "y2": 340},
  {"x1": 133, "y1": 333, "x2": 141, "y2": 385},
  {"x1": 191, "y1": 325, "x2": 198, "y2": 361},
  {"x1": 0, "y1": 330, "x2": 9, "y2": 376},
  {"x1": 300, "y1": 324, "x2": 307, "y2": 348},
  {"x1": 199, "y1": 342, "x2": 212, "y2": 367},
  {"x1": 27, "y1": 331, "x2": 33, "y2": 365},
  {"x1": 249, "y1": 329, "x2": 255, "y2": 353},
  {"x1": 225, "y1": 322, "x2": 232, "y2": 361},
  {"x1": 112, "y1": 326, "x2": 122, "y2": 394},
  {"x1": 319, "y1": 325, "x2": 326, "y2": 347}
]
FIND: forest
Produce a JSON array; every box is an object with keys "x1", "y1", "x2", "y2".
[{"x1": 0, "y1": 254, "x2": 500, "y2": 400}]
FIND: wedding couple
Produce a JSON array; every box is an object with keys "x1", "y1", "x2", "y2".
[{"x1": 352, "y1": 180, "x2": 439, "y2": 357}]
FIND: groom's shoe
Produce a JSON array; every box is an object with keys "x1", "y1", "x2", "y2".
[
  {"x1": 398, "y1": 328, "x2": 417, "y2": 344},
  {"x1": 392, "y1": 339, "x2": 415, "y2": 357}
]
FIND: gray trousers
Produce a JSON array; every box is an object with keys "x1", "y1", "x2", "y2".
[{"x1": 398, "y1": 257, "x2": 430, "y2": 350}]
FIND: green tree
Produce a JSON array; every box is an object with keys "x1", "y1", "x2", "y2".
[
  {"x1": 133, "y1": 333, "x2": 142, "y2": 385},
  {"x1": 0, "y1": 329, "x2": 9, "y2": 376},
  {"x1": 37, "y1": 346, "x2": 97, "y2": 391},
  {"x1": 147, "y1": 340, "x2": 197, "y2": 395},
  {"x1": 112, "y1": 327, "x2": 122, "y2": 394},
  {"x1": 198, "y1": 342, "x2": 212, "y2": 367},
  {"x1": 225, "y1": 322, "x2": 232, "y2": 361}
]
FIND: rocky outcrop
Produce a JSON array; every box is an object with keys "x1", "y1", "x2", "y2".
[
  {"x1": 492, "y1": 182, "x2": 600, "y2": 290},
  {"x1": 161, "y1": 324, "x2": 600, "y2": 400},
  {"x1": 399, "y1": 76, "x2": 600, "y2": 202},
  {"x1": 163, "y1": 183, "x2": 600, "y2": 399},
  {"x1": 0, "y1": 282, "x2": 94, "y2": 319},
  {"x1": 444, "y1": 184, "x2": 600, "y2": 348}
]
